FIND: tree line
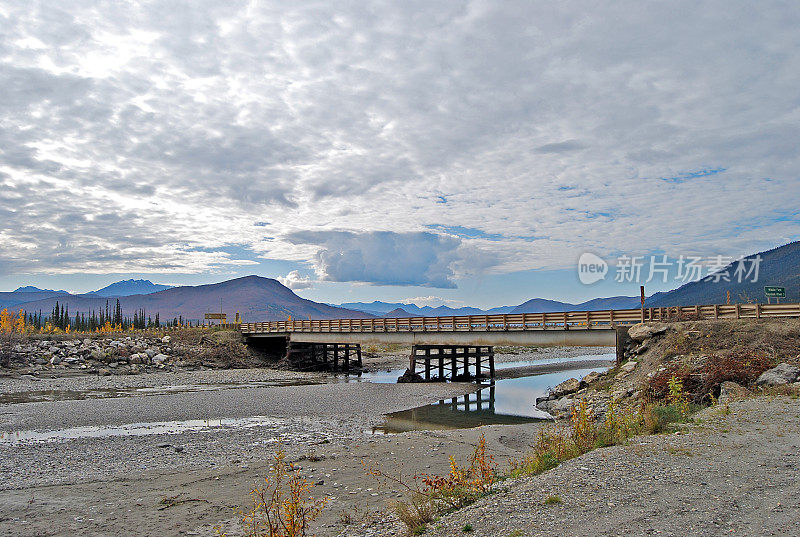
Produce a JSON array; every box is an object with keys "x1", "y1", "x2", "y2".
[{"x1": 24, "y1": 299, "x2": 196, "y2": 331}]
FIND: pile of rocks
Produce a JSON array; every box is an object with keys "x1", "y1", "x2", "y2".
[
  {"x1": 535, "y1": 370, "x2": 609, "y2": 420},
  {"x1": 1, "y1": 334, "x2": 199, "y2": 376}
]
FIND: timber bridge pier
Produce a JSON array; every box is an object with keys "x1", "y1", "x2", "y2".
[{"x1": 241, "y1": 303, "x2": 800, "y2": 380}]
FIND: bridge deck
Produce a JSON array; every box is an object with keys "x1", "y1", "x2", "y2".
[{"x1": 241, "y1": 303, "x2": 800, "y2": 337}]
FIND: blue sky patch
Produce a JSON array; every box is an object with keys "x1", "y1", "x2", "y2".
[{"x1": 661, "y1": 167, "x2": 726, "y2": 184}]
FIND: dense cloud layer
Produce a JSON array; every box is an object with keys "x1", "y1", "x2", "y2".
[{"x1": 0, "y1": 1, "x2": 798, "y2": 288}]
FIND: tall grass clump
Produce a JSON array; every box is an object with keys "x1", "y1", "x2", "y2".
[
  {"x1": 367, "y1": 434, "x2": 497, "y2": 533},
  {"x1": 217, "y1": 446, "x2": 328, "y2": 537},
  {"x1": 511, "y1": 399, "x2": 643, "y2": 478}
]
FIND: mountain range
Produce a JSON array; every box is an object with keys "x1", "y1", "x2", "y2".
[
  {"x1": 3, "y1": 241, "x2": 797, "y2": 322},
  {"x1": 88, "y1": 279, "x2": 174, "y2": 297}
]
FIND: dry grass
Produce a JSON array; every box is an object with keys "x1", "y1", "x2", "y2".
[
  {"x1": 367, "y1": 434, "x2": 497, "y2": 533},
  {"x1": 217, "y1": 446, "x2": 328, "y2": 537}
]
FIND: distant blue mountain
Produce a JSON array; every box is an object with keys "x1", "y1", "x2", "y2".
[
  {"x1": 13, "y1": 286, "x2": 67, "y2": 294},
  {"x1": 338, "y1": 301, "x2": 505, "y2": 317},
  {"x1": 512, "y1": 296, "x2": 641, "y2": 313},
  {"x1": 90, "y1": 279, "x2": 174, "y2": 297}
]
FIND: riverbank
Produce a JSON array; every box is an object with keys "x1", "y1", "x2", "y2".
[{"x1": 417, "y1": 394, "x2": 800, "y2": 537}]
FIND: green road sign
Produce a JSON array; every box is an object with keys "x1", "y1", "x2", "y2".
[{"x1": 764, "y1": 286, "x2": 786, "y2": 298}]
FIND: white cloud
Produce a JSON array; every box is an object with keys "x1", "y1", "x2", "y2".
[
  {"x1": 278, "y1": 270, "x2": 314, "y2": 290},
  {"x1": 0, "y1": 1, "x2": 798, "y2": 285}
]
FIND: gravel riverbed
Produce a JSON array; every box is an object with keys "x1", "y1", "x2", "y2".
[{"x1": 0, "y1": 346, "x2": 612, "y2": 536}]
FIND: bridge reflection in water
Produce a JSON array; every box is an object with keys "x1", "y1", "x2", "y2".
[{"x1": 372, "y1": 366, "x2": 606, "y2": 434}]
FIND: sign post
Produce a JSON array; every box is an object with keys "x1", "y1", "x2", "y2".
[{"x1": 764, "y1": 286, "x2": 785, "y2": 304}]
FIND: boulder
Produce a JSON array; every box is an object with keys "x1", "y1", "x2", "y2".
[
  {"x1": 151, "y1": 353, "x2": 168, "y2": 365},
  {"x1": 98, "y1": 368, "x2": 112, "y2": 376},
  {"x1": 583, "y1": 371, "x2": 603, "y2": 384},
  {"x1": 145, "y1": 348, "x2": 158, "y2": 358},
  {"x1": 397, "y1": 369, "x2": 424, "y2": 383},
  {"x1": 550, "y1": 377, "x2": 581, "y2": 398},
  {"x1": 161, "y1": 335, "x2": 171, "y2": 344},
  {"x1": 755, "y1": 363, "x2": 800, "y2": 387},
  {"x1": 537, "y1": 396, "x2": 574, "y2": 418},
  {"x1": 628, "y1": 324, "x2": 652, "y2": 341},
  {"x1": 633, "y1": 342, "x2": 650, "y2": 355},
  {"x1": 628, "y1": 323, "x2": 667, "y2": 342},
  {"x1": 620, "y1": 360, "x2": 637, "y2": 373},
  {"x1": 718, "y1": 381, "x2": 748, "y2": 404}
]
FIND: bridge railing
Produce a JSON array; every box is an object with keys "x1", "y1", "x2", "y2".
[{"x1": 240, "y1": 303, "x2": 800, "y2": 335}]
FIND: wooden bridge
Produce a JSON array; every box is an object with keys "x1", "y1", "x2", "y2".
[{"x1": 241, "y1": 302, "x2": 800, "y2": 377}]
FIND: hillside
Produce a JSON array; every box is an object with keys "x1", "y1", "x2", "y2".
[
  {"x1": 647, "y1": 241, "x2": 800, "y2": 306},
  {"x1": 9, "y1": 276, "x2": 373, "y2": 322}
]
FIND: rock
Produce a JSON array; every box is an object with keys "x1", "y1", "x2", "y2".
[
  {"x1": 537, "y1": 396, "x2": 574, "y2": 418},
  {"x1": 161, "y1": 335, "x2": 171, "y2": 343},
  {"x1": 628, "y1": 323, "x2": 667, "y2": 342},
  {"x1": 583, "y1": 371, "x2": 603, "y2": 384},
  {"x1": 756, "y1": 363, "x2": 800, "y2": 387},
  {"x1": 50, "y1": 356, "x2": 62, "y2": 365},
  {"x1": 145, "y1": 348, "x2": 158, "y2": 358},
  {"x1": 620, "y1": 360, "x2": 637, "y2": 373},
  {"x1": 89, "y1": 349, "x2": 105, "y2": 361},
  {"x1": 98, "y1": 368, "x2": 112, "y2": 376},
  {"x1": 550, "y1": 377, "x2": 581, "y2": 398},
  {"x1": 633, "y1": 342, "x2": 649, "y2": 355},
  {"x1": 397, "y1": 369, "x2": 425, "y2": 383},
  {"x1": 628, "y1": 324, "x2": 654, "y2": 341},
  {"x1": 151, "y1": 353, "x2": 168, "y2": 365},
  {"x1": 718, "y1": 381, "x2": 748, "y2": 404}
]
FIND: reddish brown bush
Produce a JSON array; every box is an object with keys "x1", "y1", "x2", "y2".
[{"x1": 701, "y1": 350, "x2": 775, "y2": 394}]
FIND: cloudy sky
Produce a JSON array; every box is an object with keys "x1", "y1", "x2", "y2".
[{"x1": 1, "y1": 1, "x2": 798, "y2": 307}]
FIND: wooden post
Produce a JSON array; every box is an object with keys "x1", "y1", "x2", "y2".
[
  {"x1": 451, "y1": 352, "x2": 457, "y2": 380},
  {"x1": 476, "y1": 347, "x2": 482, "y2": 378},
  {"x1": 333, "y1": 344, "x2": 339, "y2": 370},
  {"x1": 410, "y1": 347, "x2": 416, "y2": 375},
  {"x1": 424, "y1": 348, "x2": 431, "y2": 381},
  {"x1": 438, "y1": 349, "x2": 444, "y2": 379},
  {"x1": 640, "y1": 285, "x2": 645, "y2": 323},
  {"x1": 356, "y1": 345, "x2": 362, "y2": 367},
  {"x1": 344, "y1": 345, "x2": 350, "y2": 370},
  {"x1": 489, "y1": 347, "x2": 495, "y2": 378}
]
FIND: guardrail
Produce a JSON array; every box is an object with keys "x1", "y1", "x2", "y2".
[{"x1": 241, "y1": 303, "x2": 800, "y2": 335}]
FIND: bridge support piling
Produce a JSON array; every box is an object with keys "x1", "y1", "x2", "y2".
[
  {"x1": 285, "y1": 341, "x2": 362, "y2": 372},
  {"x1": 411, "y1": 344, "x2": 494, "y2": 382}
]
